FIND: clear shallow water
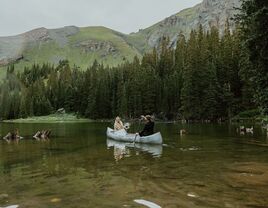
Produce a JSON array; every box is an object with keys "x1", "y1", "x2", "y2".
[{"x1": 0, "y1": 122, "x2": 268, "y2": 208}]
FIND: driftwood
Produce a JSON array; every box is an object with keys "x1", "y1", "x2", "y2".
[
  {"x1": 33, "y1": 130, "x2": 51, "y2": 140},
  {"x1": 3, "y1": 130, "x2": 22, "y2": 141}
]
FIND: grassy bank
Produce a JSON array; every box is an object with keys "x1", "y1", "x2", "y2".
[
  {"x1": 2, "y1": 114, "x2": 93, "y2": 123},
  {"x1": 231, "y1": 109, "x2": 268, "y2": 124}
]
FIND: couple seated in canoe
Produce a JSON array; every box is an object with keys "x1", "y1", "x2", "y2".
[{"x1": 114, "y1": 115, "x2": 154, "y2": 136}]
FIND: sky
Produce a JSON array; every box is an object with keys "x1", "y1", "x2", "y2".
[{"x1": 0, "y1": 0, "x2": 202, "y2": 36}]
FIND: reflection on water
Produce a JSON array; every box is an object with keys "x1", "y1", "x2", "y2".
[
  {"x1": 180, "y1": 146, "x2": 200, "y2": 151},
  {"x1": 0, "y1": 122, "x2": 268, "y2": 208},
  {"x1": 107, "y1": 139, "x2": 131, "y2": 162},
  {"x1": 107, "y1": 139, "x2": 162, "y2": 161},
  {"x1": 0, "y1": 205, "x2": 19, "y2": 208}
]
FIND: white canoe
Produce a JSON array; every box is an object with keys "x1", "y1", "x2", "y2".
[{"x1": 106, "y1": 127, "x2": 163, "y2": 144}]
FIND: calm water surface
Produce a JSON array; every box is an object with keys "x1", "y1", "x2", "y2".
[{"x1": 0, "y1": 122, "x2": 268, "y2": 208}]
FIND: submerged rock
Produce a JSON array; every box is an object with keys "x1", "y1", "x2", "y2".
[
  {"x1": 0, "y1": 193, "x2": 9, "y2": 200},
  {"x1": 187, "y1": 192, "x2": 199, "y2": 198},
  {"x1": 50, "y1": 198, "x2": 62, "y2": 203},
  {"x1": 224, "y1": 162, "x2": 268, "y2": 188}
]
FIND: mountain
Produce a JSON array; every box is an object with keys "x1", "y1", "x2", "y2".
[
  {"x1": 0, "y1": 26, "x2": 142, "y2": 69},
  {"x1": 0, "y1": 0, "x2": 240, "y2": 70},
  {"x1": 127, "y1": 0, "x2": 241, "y2": 52}
]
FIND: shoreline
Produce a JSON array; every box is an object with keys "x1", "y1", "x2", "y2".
[
  {"x1": 1, "y1": 114, "x2": 93, "y2": 124},
  {"x1": 1, "y1": 114, "x2": 267, "y2": 124}
]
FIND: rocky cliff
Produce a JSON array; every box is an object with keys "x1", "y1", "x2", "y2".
[{"x1": 128, "y1": 0, "x2": 241, "y2": 52}]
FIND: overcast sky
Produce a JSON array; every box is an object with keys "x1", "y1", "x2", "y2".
[{"x1": 0, "y1": 0, "x2": 202, "y2": 36}]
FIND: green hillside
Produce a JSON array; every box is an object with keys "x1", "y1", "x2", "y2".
[
  {"x1": 0, "y1": 26, "x2": 142, "y2": 73},
  {"x1": 0, "y1": 69, "x2": 5, "y2": 81}
]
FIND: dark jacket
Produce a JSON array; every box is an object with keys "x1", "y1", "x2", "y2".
[{"x1": 139, "y1": 121, "x2": 154, "y2": 136}]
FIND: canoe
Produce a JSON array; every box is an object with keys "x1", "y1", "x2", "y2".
[{"x1": 106, "y1": 127, "x2": 163, "y2": 144}]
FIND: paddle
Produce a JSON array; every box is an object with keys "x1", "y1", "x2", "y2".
[
  {"x1": 134, "y1": 116, "x2": 143, "y2": 144},
  {"x1": 134, "y1": 133, "x2": 138, "y2": 144}
]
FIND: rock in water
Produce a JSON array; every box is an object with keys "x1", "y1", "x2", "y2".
[
  {"x1": 0, "y1": 205, "x2": 19, "y2": 208},
  {"x1": 0, "y1": 194, "x2": 9, "y2": 200},
  {"x1": 50, "y1": 198, "x2": 62, "y2": 203},
  {"x1": 187, "y1": 192, "x2": 199, "y2": 198}
]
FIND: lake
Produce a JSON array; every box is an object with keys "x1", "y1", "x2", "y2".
[{"x1": 0, "y1": 122, "x2": 268, "y2": 208}]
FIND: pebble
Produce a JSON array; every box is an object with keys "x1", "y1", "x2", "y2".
[
  {"x1": 50, "y1": 198, "x2": 62, "y2": 203},
  {"x1": 187, "y1": 192, "x2": 199, "y2": 198}
]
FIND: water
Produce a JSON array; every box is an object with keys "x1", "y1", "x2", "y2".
[{"x1": 0, "y1": 122, "x2": 268, "y2": 208}]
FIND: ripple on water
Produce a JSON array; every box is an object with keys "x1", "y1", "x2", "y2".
[{"x1": 180, "y1": 147, "x2": 201, "y2": 151}]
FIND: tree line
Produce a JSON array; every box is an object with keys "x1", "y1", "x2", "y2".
[{"x1": 0, "y1": 1, "x2": 267, "y2": 121}]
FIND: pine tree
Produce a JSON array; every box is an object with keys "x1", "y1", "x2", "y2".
[
  {"x1": 235, "y1": 0, "x2": 268, "y2": 114},
  {"x1": 181, "y1": 30, "x2": 200, "y2": 120}
]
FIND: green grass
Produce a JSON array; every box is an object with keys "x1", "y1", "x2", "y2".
[
  {"x1": 231, "y1": 109, "x2": 268, "y2": 124},
  {"x1": 176, "y1": 7, "x2": 197, "y2": 18},
  {"x1": 0, "y1": 69, "x2": 6, "y2": 82},
  {"x1": 3, "y1": 113, "x2": 93, "y2": 123},
  {"x1": 70, "y1": 26, "x2": 119, "y2": 41},
  {"x1": 69, "y1": 26, "x2": 142, "y2": 66},
  {"x1": 126, "y1": 33, "x2": 150, "y2": 53}
]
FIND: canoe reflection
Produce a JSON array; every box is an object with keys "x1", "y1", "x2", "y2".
[{"x1": 107, "y1": 139, "x2": 162, "y2": 161}]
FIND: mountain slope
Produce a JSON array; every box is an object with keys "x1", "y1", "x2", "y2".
[
  {"x1": 0, "y1": 26, "x2": 141, "y2": 69},
  {"x1": 127, "y1": 0, "x2": 241, "y2": 52},
  {"x1": 0, "y1": 0, "x2": 240, "y2": 69}
]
